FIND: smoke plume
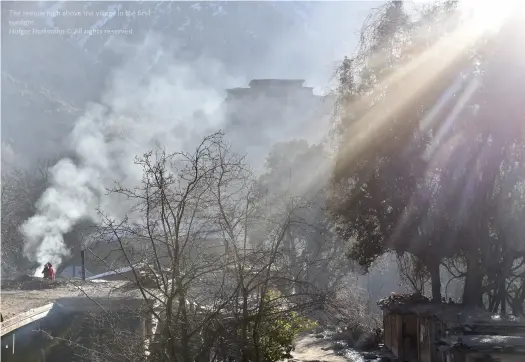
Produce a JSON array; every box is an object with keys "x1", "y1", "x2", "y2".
[{"x1": 21, "y1": 34, "x2": 239, "y2": 274}]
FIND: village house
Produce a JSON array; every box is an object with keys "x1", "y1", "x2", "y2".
[
  {"x1": 379, "y1": 293, "x2": 525, "y2": 362},
  {"x1": 223, "y1": 79, "x2": 333, "y2": 167}
]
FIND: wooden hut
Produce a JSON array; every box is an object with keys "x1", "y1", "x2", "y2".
[{"x1": 379, "y1": 293, "x2": 525, "y2": 362}]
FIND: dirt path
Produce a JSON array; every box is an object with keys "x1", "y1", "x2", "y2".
[{"x1": 289, "y1": 334, "x2": 354, "y2": 362}]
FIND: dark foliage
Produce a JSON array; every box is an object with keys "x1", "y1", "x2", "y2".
[{"x1": 329, "y1": 1, "x2": 525, "y2": 310}]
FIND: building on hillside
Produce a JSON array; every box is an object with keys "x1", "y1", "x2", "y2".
[
  {"x1": 379, "y1": 293, "x2": 525, "y2": 362},
  {"x1": 223, "y1": 79, "x2": 333, "y2": 167},
  {"x1": 226, "y1": 79, "x2": 316, "y2": 101}
]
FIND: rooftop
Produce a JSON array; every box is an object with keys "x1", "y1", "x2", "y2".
[
  {"x1": 379, "y1": 293, "x2": 524, "y2": 327},
  {"x1": 1, "y1": 277, "x2": 141, "y2": 320},
  {"x1": 439, "y1": 335, "x2": 525, "y2": 353},
  {"x1": 248, "y1": 79, "x2": 305, "y2": 88},
  {"x1": 225, "y1": 78, "x2": 316, "y2": 99}
]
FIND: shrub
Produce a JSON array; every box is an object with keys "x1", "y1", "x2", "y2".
[{"x1": 254, "y1": 290, "x2": 317, "y2": 361}]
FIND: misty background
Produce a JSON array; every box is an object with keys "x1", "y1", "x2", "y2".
[
  {"x1": 1, "y1": 1, "x2": 415, "y2": 308},
  {"x1": 2, "y1": 1, "x2": 378, "y2": 168}
]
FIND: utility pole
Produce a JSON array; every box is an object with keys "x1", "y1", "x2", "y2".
[{"x1": 81, "y1": 249, "x2": 86, "y2": 281}]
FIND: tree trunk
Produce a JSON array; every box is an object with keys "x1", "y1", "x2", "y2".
[
  {"x1": 498, "y1": 248, "x2": 512, "y2": 314},
  {"x1": 428, "y1": 260, "x2": 442, "y2": 302},
  {"x1": 463, "y1": 253, "x2": 483, "y2": 307},
  {"x1": 499, "y1": 280, "x2": 507, "y2": 314},
  {"x1": 241, "y1": 290, "x2": 249, "y2": 362},
  {"x1": 509, "y1": 284, "x2": 525, "y2": 316},
  {"x1": 178, "y1": 292, "x2": 191, "y2": 362}
]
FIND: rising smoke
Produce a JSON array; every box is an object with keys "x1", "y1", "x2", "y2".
[
  {"x1": 21, "y1": 34, "x2": 240, "y2": 274},
  {"x1": 16, "y1": 2, "x2": 378, "y2": 276}
]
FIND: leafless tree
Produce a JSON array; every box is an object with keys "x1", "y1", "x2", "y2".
[
  {"x1": 76, "y1": 132, "x2": 335, "y2": 362},
  {"x1": 397, "y1": 253, "x2": 430, "y2": 296}
]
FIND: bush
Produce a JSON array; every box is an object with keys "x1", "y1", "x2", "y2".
[
  {"x1": 260, "y1": 311, "x2": 316, "y2": 361},
  {"x1": 254, "y1": 290, "x2": 317, "y2": 361}
]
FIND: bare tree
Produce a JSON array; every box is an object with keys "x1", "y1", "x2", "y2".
[
  {"x1": 397, "y1": 253, "x2": 430, "y2": 296},
  {"x1": 78, "y1": 133, "x2": 326, "y2": 362}
]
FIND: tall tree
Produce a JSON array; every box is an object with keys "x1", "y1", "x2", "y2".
[
  {"x1": 258, "y1": 140, "x2": 350, "y2": 294},
  {"x1": 329, "y1": 1, "x2": 469, "y2": 301},
  {"x1": 328, "y1": 1, "x2": 525, "y2": 307}
]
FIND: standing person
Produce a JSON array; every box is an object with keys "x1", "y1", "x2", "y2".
[
  {"x1": 48, "y1": 263, "x2": 55, "y2": 280},
  {"x1": 42, "y1": 263, "x2": 50, "y2": 279}
]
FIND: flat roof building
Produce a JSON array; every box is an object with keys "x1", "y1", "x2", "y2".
[{"x1": 223, "y1": 78, "x2": 333, "y2": 169}]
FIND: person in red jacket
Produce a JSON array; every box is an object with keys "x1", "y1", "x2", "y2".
[
  {"x1": 48, "y1": 263, "x2": 55, "y2": 280},
  {"x1": 42, "y1": 262, "x2": 55, "y2": 280}
]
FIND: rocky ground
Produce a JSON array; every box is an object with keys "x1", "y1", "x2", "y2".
[
  {"x1": 287, "y1": 333, "x2": 353, "y2": 362},
  {"x1": 286, "y1": 330, "x2": 396, "y2": 362}
]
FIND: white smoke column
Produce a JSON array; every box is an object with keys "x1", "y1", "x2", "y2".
[
  {"x1": 21, "y1": 34, "x2": 240, "y2": 275},
  {"x1": 22, "y1": 159, "x2": 100, "y2": 276}
]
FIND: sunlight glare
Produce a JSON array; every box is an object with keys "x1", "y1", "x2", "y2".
[{"x1": 459, "y1": 0, "x2": 522, "y2": 34}]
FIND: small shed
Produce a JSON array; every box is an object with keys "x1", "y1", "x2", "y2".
[
  {"x1": 380, "y1": 294, "x2": 432, "y2": 362},
  {"x1": 379, "y1": 293, "x2": 525, "y2": 362}
]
